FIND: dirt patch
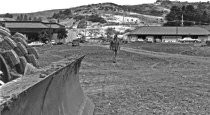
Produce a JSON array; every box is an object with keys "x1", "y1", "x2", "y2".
[
  {"x1": 32, "y1": 44, "x2": 210, "y2": 114},
  {"x1": 123, "y1": 42, "x2": 210, "y2": 57}
]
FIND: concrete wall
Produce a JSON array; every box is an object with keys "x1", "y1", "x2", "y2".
[{"x1": 0, "y1": 56, "x2": 94, "y2": 115}]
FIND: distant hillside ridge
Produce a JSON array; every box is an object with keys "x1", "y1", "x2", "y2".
[
  {"x1": 0, "y1": 2, "x2": 169, "y2": 20},
  {"x1": 1, "y1": 1, "x2": 210, "y2": 24}
]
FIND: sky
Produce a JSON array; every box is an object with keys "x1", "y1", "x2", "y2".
[{"x1": 0, "y1": 0, "x2": 209, "y2": 14}]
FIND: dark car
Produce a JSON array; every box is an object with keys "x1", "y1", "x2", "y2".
[{"x1": 72, "y1": 40, "x2": 80, "y2": 46}]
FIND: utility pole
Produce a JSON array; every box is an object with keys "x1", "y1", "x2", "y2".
[
  {"x1": 84, "y1": 15, "x2": 87, "y2": 41},
  {"x1": 181, "y1": 14, "x2": 184, "y2": 27},
  {"x1": 123, "y1": 11, "x2": 125, "y2": 27},
  {"x1": 176, "y1": 26, "x2": 178, "y2": 35}
]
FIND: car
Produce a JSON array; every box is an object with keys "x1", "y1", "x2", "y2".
[
  {"x1": 51, "y1": 40, "x2": 56, "y2": 44},
  {"x1": 72, "y1": 40, "x2": 80, "y2": 46},
  {"x1": 28, "y1": 41, "x2": 44, "y2": 46},
  {"x1": 178, "y1": 37, "x2": 201, "y2": 43},
  {"x1": 55, "y1": 42, "x2": 63, "y2": 45}
]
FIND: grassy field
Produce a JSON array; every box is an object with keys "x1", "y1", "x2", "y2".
[
  {"x1": 123, "y1": 42, "x2": 210, "y2": 57},
  {"x1": 37, "y1": 44, "x2": 210, "y2": 114}
]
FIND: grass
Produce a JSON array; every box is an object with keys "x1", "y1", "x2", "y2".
[
  {"x1": 123, "y1": 42, "x2": 210, "y2": 57},
  {"x1": 37, "y1": 44, "x2": 210, "y2": 114}
]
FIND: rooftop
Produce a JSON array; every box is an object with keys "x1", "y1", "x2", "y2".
[
  {"x1": 43, "y1": 22, "x2": 65, "y2": 29},
  {"x1": 0, "y1": 21, "x2": 64, "y2": 29},
  {"x1": 129, "y1": 26, "x2": 210, "y2": 36}
]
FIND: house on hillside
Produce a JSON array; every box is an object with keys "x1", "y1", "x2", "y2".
[
  {"x1": 114, "y1": 15, "x2": 141, "y2": 24},
  {"x1": 0, "y1": 21, "x2": 65, "y2": 42},
  {"x1": 128, "y1": 26, "x2": 210, "y2": 43}
]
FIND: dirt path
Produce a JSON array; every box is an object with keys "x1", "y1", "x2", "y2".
[
  {"x1": 85, "y1": 44, "x2": 210, "y2": 64},
  {"x1": 121, "y1": 47, "x2": 210, "y2": 63}
]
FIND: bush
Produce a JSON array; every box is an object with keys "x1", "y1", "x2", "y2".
[
  {"x1": 87, "y1": 15, "x2": 107, "y2": 23},
  {"x1": 206, "y1": 41, "x2": 210, "y2": 46}
]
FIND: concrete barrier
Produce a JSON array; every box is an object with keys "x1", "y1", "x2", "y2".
[{"x1": 0, "y1": 56, "x2": 94, "y2": 115}]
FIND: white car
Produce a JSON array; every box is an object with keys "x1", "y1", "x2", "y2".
[
  {"x1": 28, "y1": 41, "x2": 44, "y2": 46},
  {"x1": 51, "y1": 40, "x2": 56, "y2": 44},
  {"x1": 178, "y1": 37, "x2": 201, "y2": 43}
]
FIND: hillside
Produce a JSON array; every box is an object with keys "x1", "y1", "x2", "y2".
[
  {"x1": 2, "y1": 1, "x2": 210, "y2": 26},
  {"x1": 69, "y1": 2, "x2": 169, "y2": 17},
  {"x1": 1, "y1": 2, "x2": 169, "y2": 20},
  {"x1": 11, "y1": 9, "x2": 63, "y2": 21},
  {"x1": 2, "y1": 1, "x2": 210, "y2": 20},
  {"x1": 53, "y1": 3, "x2": 168, "y2": 26}
]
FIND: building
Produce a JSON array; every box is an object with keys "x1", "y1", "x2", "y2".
[
  {"x1": 0, "y1": 21, "x2": 65, "y2": 42},
  {"x1": 197, "y1": 25, "x2": 210, "y2": 41},
  {"x1": 128, "y1": 26, "x2": 210, "y2": 43}
]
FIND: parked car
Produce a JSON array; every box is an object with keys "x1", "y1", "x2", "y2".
[
  {"x1": 72, "y1": 40, "x2": 80, "y2": 46},
  {"x1": 28, "y1": 41, "x2": 44, "y2": 46},
  {"x1": 178, "y1": 37, "x2": 201, "y2": 43},
  {"x1": 50, "y1": 40, "x2": 56, "y2": 45}
]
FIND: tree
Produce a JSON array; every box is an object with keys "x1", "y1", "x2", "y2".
[
  {"x1": 51, "y1": 9, "x2": 73, "y2": 19},
  {"x1": 105, "y1": 28, "x2": 117, "y2": 41},
  {"x1": 20, "y1": 14, "x2": 24, "y2": 21},
  {"x1": 63, "y1": 9, "x2": 72, "y2": 16},
  {"x1": 57, "y1": 29, "x2": 68, "y2": 42},
  {"x1": 77, "y1": 19, "x2": 87, "y2": 28},
  {"x1": 87, "y1": 14, "x2": 107, "y2": 23},
  {"x1": 28, "y1": 16, "x2": 32, "y2": 21},
  {"x1": 184, "y1": 5, "x2": 195, "y2": 21},
  {"x1": 52, "y1": 13, "x2": 59, "y2": 19},
  {"x1": 3, "y1": 13, "x2": 13, "y2": 18},
  {"x1": 37, "y1": 17, "x2": 42, "y2": 21},
  {"x1": 33, "y1": 17, "x2": 37, "y2": 21},
  {"x1": 164, "y1": 5, "x2": 207, "y2": 26},
  {"x1": 73, "y1": 15, "x2": 85, "y2": 21},
  {"x1": 23, "y1": 14, "x2": 28, "y2": 21},
  {"x1": 165, "y1": 6, "x2": 181, "y2": 21},
  {"x1": 201, "y1": 11, "x2": 208, "y2": 23},
  {"x1": 16, "y1": 15, "x2": 21, "y2": 21},
  {"x1": 38, "y1": 29, "x2": 52, "y2": 43}
]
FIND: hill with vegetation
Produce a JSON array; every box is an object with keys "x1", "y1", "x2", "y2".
[
  {"x1": 1, "y1": 1, "x2": 210, "y2": 26},
  {"x1": 0, "y1": 2, "x2": 168, "y2": 21}
]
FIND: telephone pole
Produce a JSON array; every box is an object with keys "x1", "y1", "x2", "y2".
[
  {"x1": 181, "y1": 14, "x2": 184, "y2": 27},
  {"x1": 123, "y1": 11, "x2": 125, "y2": 27}
]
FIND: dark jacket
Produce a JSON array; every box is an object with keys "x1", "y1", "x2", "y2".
[{"x1": 110, "y1": 35, "x2": 120, "y2": 51}]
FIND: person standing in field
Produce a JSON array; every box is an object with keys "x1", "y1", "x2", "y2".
[{"x1": 110, "y1": 34, "x2": 120, "y2": 63}]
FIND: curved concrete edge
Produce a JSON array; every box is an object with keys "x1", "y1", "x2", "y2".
[
  {"x1": 0, "y1": 29, "x2": 11, "y2": 37},
  {"x1": 79, "y1": 96, "x2": 95, "y2": 115},
  {"x1": 0, "y1": 56, "x2": 95, "y2": 115}
]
